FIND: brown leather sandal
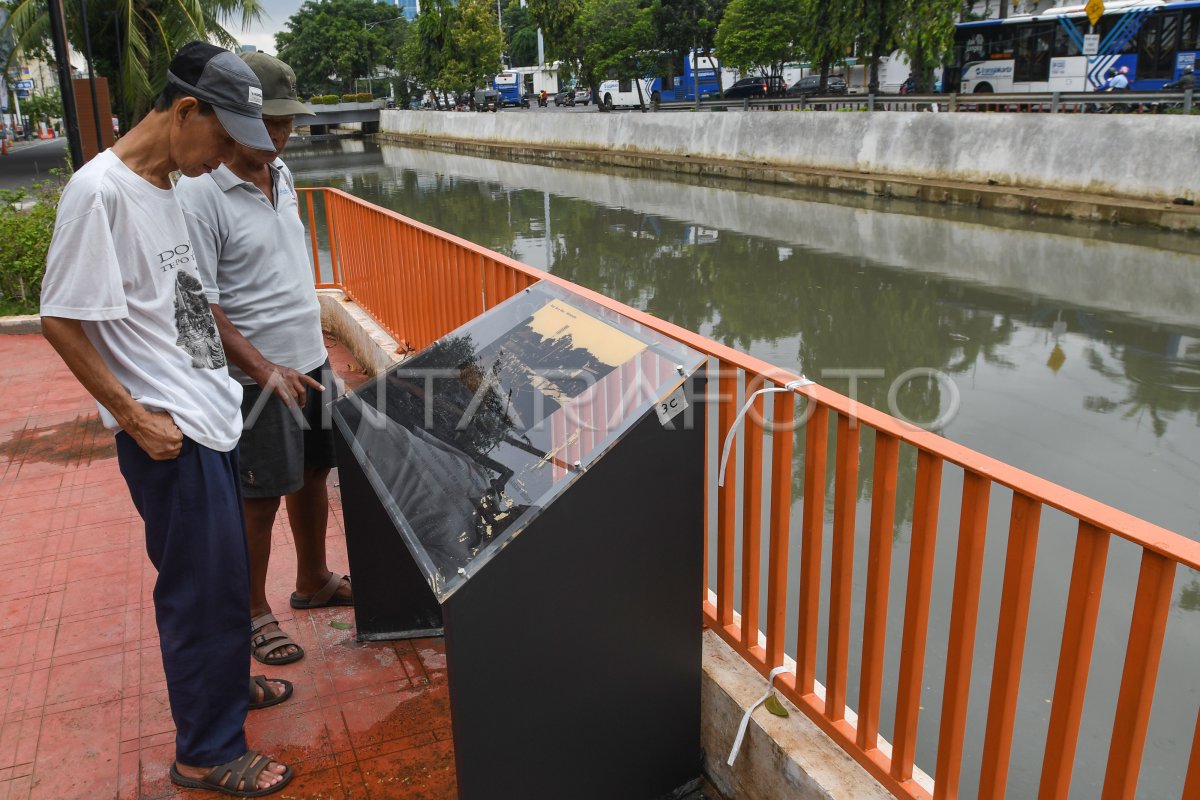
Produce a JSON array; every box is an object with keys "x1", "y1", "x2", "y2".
[
  {"x1": 289, "y1": 572, "x2": 353, "y2": 609},
  {"x1": 169, "y1": 750, "x2": 293, "y2": 797},
  {"x1": 250, "y1": 612, "x2": 304, "y2": 665}
]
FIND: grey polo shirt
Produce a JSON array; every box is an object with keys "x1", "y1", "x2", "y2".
[{"x1": 178, "y1": 160, "x2": 326, "y2": 385}]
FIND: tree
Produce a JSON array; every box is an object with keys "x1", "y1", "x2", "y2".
[
  {"x1": 503, "y1": 0, "x2": 539, "y2": 67},
  {"x1": 650, "y1": 0, "x2": 729, "y2": 92},
  {"x1": 714, "y1": 0, "x2": 804, "y2": 78},
  {"x1": 797, "y1": 0, "x2": 856, "y2": 92},
  {"x1": 525, "y1": 0, "x2": 583, "y2": 62},
  {"x1": 2, "y1": 0, "x2": 263, "y2": 131},
  {"x1": 895, "y1": 0, "x2": 959, "y2": 92},
  {"x1": 276, "y1": 0, "x2": 406, "y2": 96},
  {"x1": 580, "y1": 0, "x2": 656, "y2": 109},
  {"x1": 842, "y1": 0, "x2": 905, "y2": 93},
  {"x1": 443, "y1": 0, "x2": 504, "y2": 94}
]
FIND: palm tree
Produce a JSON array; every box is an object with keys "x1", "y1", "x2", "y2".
[{"x1": 2, "y1": 0, "x2": 263, "y2": 130}]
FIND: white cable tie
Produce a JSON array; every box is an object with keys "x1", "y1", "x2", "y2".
[
  {"x1": 727, "y1": 665, "x2": 794, "y2": 767},
  {"x1": 717, "y1": 378, "x2": 812, "y2": 487}
]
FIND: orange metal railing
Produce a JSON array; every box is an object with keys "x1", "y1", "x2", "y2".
[{"x1": 300, "y1": 187, "x2": 1200, "y2": 800}]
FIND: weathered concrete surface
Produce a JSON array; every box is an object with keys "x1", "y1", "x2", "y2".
[
  {"x1": 317, "y1": 289, "x2": 404, "y2": 375},
  {"x1": 378, "y1": 110, "x2": 1200, "y2": 229},
  {"x1": 702, "y1": 631, "x2": 897, "y2": 800},
  {"x1": 0, "y1": 315, "x2": 41, "y2": 334}
]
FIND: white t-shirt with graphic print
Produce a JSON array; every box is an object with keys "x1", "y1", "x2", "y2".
[{"x1": 40, "y1": 150, "x2": 243, "y2": 452}]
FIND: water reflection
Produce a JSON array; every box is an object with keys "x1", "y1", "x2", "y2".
[
  {"x1": 293, "y1": 137, "x2": 1200, "y2": 536},
  {"x1": 289, "y1": 137, "x2": 1200, "y2": 796}
]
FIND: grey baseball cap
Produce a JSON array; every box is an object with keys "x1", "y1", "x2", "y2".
[
  {"x1": 166, "y1": 41, "x2": 274, "y2": 151},
  {"x1": 239, "y1": 52, "x2": 315, "y2": 117}
]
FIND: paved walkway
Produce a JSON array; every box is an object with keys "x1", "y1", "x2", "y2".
[{"x1": 0, "y1": 334, "x2": 455, "y2": 799}]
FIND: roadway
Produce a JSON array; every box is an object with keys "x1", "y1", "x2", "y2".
[{"x1": 0, "y1": 137, "x2": 69, "y2": 191}]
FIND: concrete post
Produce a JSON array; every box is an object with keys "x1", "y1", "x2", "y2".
[
  {"x1": 1186, "y1": 88, "x2": 1194, "y2": 113},
  {"x1": 1051, "y1": 92, "x2": 1060, "y2": 113},
  {"x1": 868, "y1": 94, "x2": 875, "y2": 113}
]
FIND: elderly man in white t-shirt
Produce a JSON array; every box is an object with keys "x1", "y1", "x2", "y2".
[
  {"x1": 177, "y1": 53, "x2": 351, "y2": 670},
  {"x1": 40, "y1": 42, "x2": 293, "y2": 796}
]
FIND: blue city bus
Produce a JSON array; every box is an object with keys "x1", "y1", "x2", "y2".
[
  {"x1": 492, "y1": 71, "x2": 523, "y2": 106},
  {"x1": 597, "y1": 51, "x2": 725, "y2": 109},
  {"x1": 952, "y1": 0, "x2": 1200, "y2": 93}
]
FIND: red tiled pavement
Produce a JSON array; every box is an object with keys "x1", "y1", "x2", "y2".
[{"x1": 0, "y1": 334, "x2": 455, "y2": 800}]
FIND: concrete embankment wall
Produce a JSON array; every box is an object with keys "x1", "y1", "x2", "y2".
[{"x1": 379, "y1": 109, "x2": 1200, "y2": 211}]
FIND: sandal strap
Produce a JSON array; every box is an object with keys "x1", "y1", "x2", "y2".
[
  {"x1": 308, "y1": 573, "x2": 346, "y2": 607},
  {"x1": 207, "y1": 749, "x2": 272, "y2": 791},
  {"x1": 250, "y1": 612, "x2": 277, "y2": 633},
  {"x1": 252, "y1": 628, "x2": 294, "y2": 657},
  {"x1": 250, "y1": 675, "x2": 275, "y2": 703}
]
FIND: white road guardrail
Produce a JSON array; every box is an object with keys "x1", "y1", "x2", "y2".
[{"x1": 652, "y1": 90, "x2": 1195, "y2": 114}]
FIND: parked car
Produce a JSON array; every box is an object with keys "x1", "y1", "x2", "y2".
[
  {"x1": 787, "y1": 75, "x2": 848, "y2": 97},
  {"x1": 722, "y1": 76, "x2": 786, "y2": 99},
  {"x1": 573, "y1": 87, "x2": 592, "y2": 106}
]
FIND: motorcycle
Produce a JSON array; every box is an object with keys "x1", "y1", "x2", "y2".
[{"x1": 536, "y1": 94, "x2": 549, "y2": 107}]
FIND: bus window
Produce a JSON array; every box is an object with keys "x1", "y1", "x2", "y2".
[
  {"x1": 1181, "y1": 9, "x2": 1198, "y2": 51},
  {"x1": 1139, "y1": 12, "x2": 1181, "y2": 79},
  {"x1": 1014, "y1": 23, "x2": 1054, "y2": 82},
  {"x1": 619, "y1": 78, "x2": 633, "y2": 93},
  {"x1": 1099, "y1": 14, "x2": 1139, "y2": 54},
  {"x1": 1054, "y1": 18, "x2": 1086, "y2": 58}
]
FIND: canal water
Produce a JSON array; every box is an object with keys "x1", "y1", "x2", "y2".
[{"x1": 289, "y1": 137, "x2": 1200, "y2": 799}]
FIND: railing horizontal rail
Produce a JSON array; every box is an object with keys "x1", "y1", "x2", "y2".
[{"x1": 299, "y1": 186, "x2": 1200, "y2": 800}]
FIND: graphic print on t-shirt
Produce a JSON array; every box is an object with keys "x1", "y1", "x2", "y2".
[{"x1": 174, "y1": 271, "x2": 227, "y2": 369}]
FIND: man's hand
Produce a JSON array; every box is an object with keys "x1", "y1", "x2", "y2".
[
  {"x1": 126, "y1": 409, "x2": 184, "y2": 461},
  {"x1": 256, "y1": 363, "x2": 324, "y2": 409}
]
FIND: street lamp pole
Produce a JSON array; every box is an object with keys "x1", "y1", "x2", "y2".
[{"x1": 363, "y1": 15, "x2": 408, "y2": 98}]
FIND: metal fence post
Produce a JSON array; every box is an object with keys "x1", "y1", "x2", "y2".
[
  {"x1": 1051, "y1": 92, "x2": 1060, "y2": 114},
  {"x1": 743, "y1": 97, "x2": 749, "y2": 111},
  {"x1": 950, "y1": 93, "x2": 958, "y2": 112},
  {"x1": 800, "y1": 96, "x2": 806, "y2": 112},
  {"x1": 1186, "y1": 88, "x2": 1194, "y2": 114},
  {"x1": 868, "y1": 93, "x2": 875, "y2": 112}
]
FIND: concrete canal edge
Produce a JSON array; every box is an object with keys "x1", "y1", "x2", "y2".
[{"x1": 376, "y1": 110, "x2": 1200, "y2": 232}]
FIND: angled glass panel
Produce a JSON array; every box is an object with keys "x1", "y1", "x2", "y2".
[{"x1": 333, "y1": 280, "x2": 705, "y2": 601}]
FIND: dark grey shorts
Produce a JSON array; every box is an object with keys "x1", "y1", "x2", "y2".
[{"x1": 239, "y1": 359, "x2": 336, "y2": 498}]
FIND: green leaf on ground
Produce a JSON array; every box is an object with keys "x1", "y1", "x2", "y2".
[
  {"x1": 764, "y1": 693, "x2": 789, "y2": 717},
  {"x1": 329, "y1": 620, "x2": 353, "y2": 630}
]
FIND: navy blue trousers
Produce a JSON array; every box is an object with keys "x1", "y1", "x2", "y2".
[{"x1": 117, "y1": 433, "x2": 250, "y2": 767}]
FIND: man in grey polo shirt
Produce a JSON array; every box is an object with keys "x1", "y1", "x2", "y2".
[{"x1": 178, "y1": 52, "x2": 352, "y2": 669}]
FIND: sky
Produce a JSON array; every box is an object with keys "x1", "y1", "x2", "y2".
[{"x1": 237, "y1": 0, "x2": 307, "y2": 55}]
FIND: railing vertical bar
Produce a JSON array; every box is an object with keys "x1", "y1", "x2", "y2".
[
  {"x1": 796, "y1": 401, "x2": 829, "y2": 696},
  {"x1": 890, "y1": 449, "x2": 944, "y2": 781},
  {"x1": 934, "y1": 470, "x2": 992, "y2": 799},
  {"x1": 978, "y1": 492, "x2": 1043, "y2": 797},
  {"x1": 1182, "y1": 704, "x2": 1200, "y2": 800},
  {"x1": 324, "y1": 194, "x2": 341, "y2": 288},
  {"x1": 303, "y1": 191, "x2": 323, "y2": 284},
  {"x1": 857, "y1": 430, "x2": 900, "y2": 753},
  {"x1": 716, "y1": 361, "x2": 739, "y2": 630},
  {"x1": 1037, "y1": 521, "x2": 1110, "y2": 800},
  {"x1": 439, "y1": 237, "x2": 455, "y2": 335},
  {"x1": 739, "y1": 376, "x2": 766, "y2": 652},
  {"x1": 825, "y1": 413, "x2": 860, "y2": 722},
  {"x1": 765, "y1": 388, "x2": 795, "y2": 669},
  {"x1": 483, "y1": 258, "x2": 499, "y2": 311},
  {"x1": 1101, "y1": 550, "x2": 1177, "y2": 800}
]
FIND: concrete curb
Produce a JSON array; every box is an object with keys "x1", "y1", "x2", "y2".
[
  {"x1": 0, "y1": 315, "x2": 42, "y2": 334},
  {"x1": 317, "y1": 290, "x2": 405, "y2": 376}
]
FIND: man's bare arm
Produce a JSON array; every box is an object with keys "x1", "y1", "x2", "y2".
[
  {"x1": 41, "y1": 316, "x2": 183, "y2": 460},
  {"x1": 210, "y1": 303, "x2": 322, "y2": 408}
]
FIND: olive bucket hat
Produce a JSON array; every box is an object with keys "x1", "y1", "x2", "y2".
[{"x1": 239, "y1": 52, "x2": 315, "y2": 117}]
